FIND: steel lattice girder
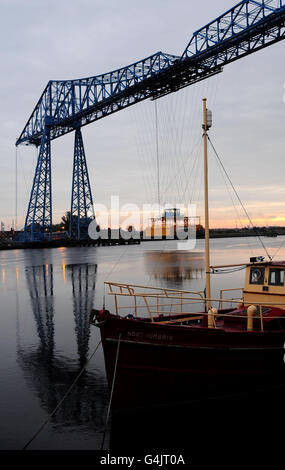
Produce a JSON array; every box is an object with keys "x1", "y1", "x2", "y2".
[
  {"x1": 16, "y1": 0, "x2": 285, "y2": 147},
  {"x1": 16, "y1": 52, "x2": 178, "y2": 146},
  {"x1": 183, "y1": 0, "x2": 285, "y2": 58},
  {"x1": 24, "y1": 127, "x2": 52, "y2": 241},
  {"x1": 70, "y1": 128, "x2": 95, "y2": 240}
]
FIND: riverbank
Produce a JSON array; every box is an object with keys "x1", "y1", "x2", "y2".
[
  {"x1": 0, "y1": 238, "x2": 141, "y2": 251},
  {"x1": 1, "y1": 226, "x2": 284, "y2": 251},
  {"x1": 208, "y1": 226, "x2": 283, "y2": 239}
]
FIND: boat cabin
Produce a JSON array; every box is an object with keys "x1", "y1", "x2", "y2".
[{"x1": 243, "y1": 259, "x2": 285, "y2": 310}]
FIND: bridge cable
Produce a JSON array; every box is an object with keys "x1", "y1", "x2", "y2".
[
  {"x1": 207, "y1": 135, "x2": 272, "y2": 262},
  {"x1": 21, "y1": 339, "x2": 102, "y2": 450}
]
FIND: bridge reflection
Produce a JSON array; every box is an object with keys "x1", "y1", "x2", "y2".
[
  {"x1": 144, "y1": 250, "x2": 204, "y2": 282},
  {"x1": 66, "y1": 264, "x2": 97, "y2": 365},
  {"x1": 25, "y1": 264, "x2": 55, "y2": 356},
  {"x1": 17, "y1": 262, "x2": 108, "y2": 434}
]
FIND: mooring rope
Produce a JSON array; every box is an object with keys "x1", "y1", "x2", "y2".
[
  {"x1": 101, "y1": 333, "x2": 122, "y2": 451},
  {"x1": 22, "y1": 339, "x2": 102, "y2": 451}
]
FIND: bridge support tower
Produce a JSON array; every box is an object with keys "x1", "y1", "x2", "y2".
[
  {"x1": 24, "y1": 126, "x2": 52, "y2": 242},
  {"x1": 70, "y1": 128, "x2": 95, "y2": 240}
]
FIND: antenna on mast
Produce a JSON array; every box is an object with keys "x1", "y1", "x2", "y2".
[{"x1": 202, "y1": 98, "x2": 213, "y2": 326}]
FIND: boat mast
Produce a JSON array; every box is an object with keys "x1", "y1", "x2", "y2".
[{"x1": 202, "y1": 98, "x2": 212, "y2": 316}]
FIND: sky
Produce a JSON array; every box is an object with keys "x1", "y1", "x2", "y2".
[{"x1": 1, "y1": 0, "x2": 285, "y2": 231}]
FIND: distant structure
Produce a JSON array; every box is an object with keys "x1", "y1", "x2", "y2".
[{"x1": 145, "y1": 208, "x2": 200, "y2": 239}]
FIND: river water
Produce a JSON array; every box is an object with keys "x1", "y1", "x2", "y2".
[{"x1": 1, "y1": 236, "x2": 285, "y2": 454}]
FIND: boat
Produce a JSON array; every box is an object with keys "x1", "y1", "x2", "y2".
[{"x1": 90, "y1": 99, "x2": 285, "y2": 411}]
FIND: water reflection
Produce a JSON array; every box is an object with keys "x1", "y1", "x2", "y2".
[
  {"x1": 66, "y1": 264, "x2": 97, "y2": 365},
  {"x1": 17, "y1": 262, "x2": 108, "y2": 435},
  {"x1": 144, "y1": 251, "x2": 204, "y2": 281},
  {"x1": 25, "y1": 264, "x2": 55, "y2": 356},
  {"x1": 2, "y1": 238, "x2": 285, "y2": 450}
]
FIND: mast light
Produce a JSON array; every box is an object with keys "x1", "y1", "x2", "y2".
[{"x1": 202, "y1": 109, "x2": 212, "y2": 130}]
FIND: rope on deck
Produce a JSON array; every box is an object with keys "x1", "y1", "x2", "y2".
[
  {"x1": 22, "y1": 339, "x2": 102, "y2": 451},
  {"x1": 101, "y1": 333, "x2": 122, "y2": 450}
]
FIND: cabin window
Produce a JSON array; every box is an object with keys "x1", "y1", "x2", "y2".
[
  {"x1": 249, "y1": 267, "x2": 265, "y2": 285},
  {"x1": 269, "y1": 269, "x2": 285, "y2": 287}
]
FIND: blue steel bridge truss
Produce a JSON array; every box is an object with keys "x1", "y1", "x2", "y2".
[{"x1": 16, "y1": 0, "x2": 285, "y2": 241}]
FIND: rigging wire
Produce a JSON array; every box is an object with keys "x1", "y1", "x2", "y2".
[
  {"x1": 155, "y1": 100, "x2": 161, "y2": 208},
  {"x1": 181, "y1": 136, "x2": 203, "y2": 206},
  {"x1": 178, "y1": 79, "x2": 214, "y2": 208},
  {"x1": 158, "y1": 81, "x2": 209, "y2": 208},
  {"x1": 101, "y1": 333, "x2": 121, "y2": 451},
  {"x1": 105, "y1": 81, "x2": 223, "y2": 314},
  {"x1": 133, "y1": 102, "x2": 157, "y2": 206},
  {"x1": 158, "y1": 94, "x2": 183, "y2": 205},
  {"x1": 170, "y1": 89, "x2": 188, "y2": 205},
  {"x1": 210, "y1": 138, "x2": 256, "y2": 258},
  {"x1": 22, "y1": 339, "x2": 102, "y2": 450},
  {"x1": 207, "y1": 135, "x2": 272, "y2": 262},
  {"x1": 271, "y1": 238, "x2": 285, "y2": 261},
  {"x1": 16, "y1": 144, "x2": 38, "y2": 230},
  {"x1": 134, "y1": 76, "x2": 218, "y2": 213},
  {"x1": 15, "y1": 146, "x2": 18, "y2": 231}
]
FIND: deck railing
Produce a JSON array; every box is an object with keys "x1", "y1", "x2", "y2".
[
  {"x1": 219, "y1": 288, "x2": 244, "y2": 310},
  {"x1": 106, "y1": 282, "x2": 205, "y2": 321},
  {"x1": 104, "y1": 282, "x2": 285, "y2": 332}
]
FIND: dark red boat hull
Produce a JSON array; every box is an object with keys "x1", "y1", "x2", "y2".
[{"x1": 97, "y1": 314, "x2": 285, "y2": 410}]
